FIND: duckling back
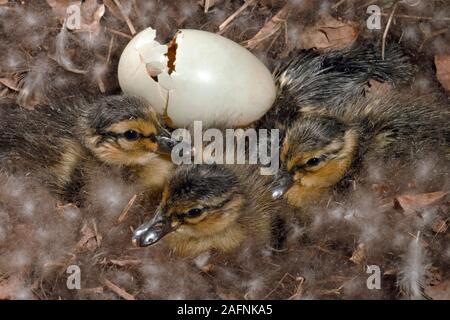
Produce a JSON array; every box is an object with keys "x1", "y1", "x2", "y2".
[
  {"x1": 0, "y1": 98, "x2": 84, "y2": 194},
  {"x1": 259, "y1": 43, "x2": 417, "y2": 130},
  {"x1": 336, "y1": 92, "x2": 450, "y2": 161}
]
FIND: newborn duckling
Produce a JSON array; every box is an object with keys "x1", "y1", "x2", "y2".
[
  {"x1": 132, "y1": 164, "x2": 285, "y2": 257},
  {"x1": 273, "y1": 93, "x2": 450, "y2": 207},
  {"x1": 0, "y1": 95, "x2": 175, "y2": 199},
  {"x1": 258, "y1": 44, "x2": 416, "y2": 131}
]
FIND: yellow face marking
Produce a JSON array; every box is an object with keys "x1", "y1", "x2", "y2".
[
  {"x1": 283, "y1": 129, "x2": 359, "y2": 207},
  {"x1": 280, "y1": 137, "x2": 289, "y2": 162},
  {"x1": 164, "y1": 196, "x2": 243, "y2": 239},
  {"x1": 91, "y1": 117, "x2": 162, "y2": 166}
]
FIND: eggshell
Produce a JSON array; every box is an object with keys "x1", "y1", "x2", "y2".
[{"x1": 118, "y1": 28, "x2": 276, "y2": 128}]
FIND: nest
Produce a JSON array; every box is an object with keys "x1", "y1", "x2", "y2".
[{"x1": 0, "y1": 0, "x2": 449, "y2": 300}]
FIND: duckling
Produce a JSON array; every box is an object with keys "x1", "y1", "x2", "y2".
[
  {"x1": 272, "y1": 93, "x2": 450, "y2": 208},
  {"x1": 0, "y1": 95, "x2": 175, "y2": 200},
  {"x1": 258, "y1": 43, "x2": 416, "y2": 132},
  {"x1": 132, "y1": 163, "x2": 286, "y2": 257}
]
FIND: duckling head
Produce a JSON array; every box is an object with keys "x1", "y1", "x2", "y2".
[
  {"x1": 132, "y1": 164, "x2": 253, "y2": 256},
  {"x1": 273, "y1": 115, "x2": 359, "y2": 207},
  {"x1": 81, "y1": 95, "x2": 176, "y2": 166}
]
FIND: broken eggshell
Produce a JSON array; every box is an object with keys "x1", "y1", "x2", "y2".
[{"x1": 118, "y1": 28, "x2": 276, "y2": 128}]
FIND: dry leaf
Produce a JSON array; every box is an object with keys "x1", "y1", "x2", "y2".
[
  {"x1": 102, "y1": 278, "x2": 135, "y2": 300},
  {"x1": 75, "y1": 222, "x2": 102, "y2": 252},
  {"x1": 394, "y1": 191, "x2": 449, "y2": 214},
  {"x1": 349, "y1": 243, "x2": 366, "y2": 265},
  {"x1": 299, "y1": 14, "x2": 358, "y2": 50},
  {"x1": 424, "y1": 280, "x2": 450, "y2": 300},
  {"x1": 435, "y1": 55, "x2": 450, "y2": 92},
  {"x1": 0, "y1": 76, "x2": 20, "y2": 91}
]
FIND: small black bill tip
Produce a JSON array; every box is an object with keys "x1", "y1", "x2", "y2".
[{"x1": 271, "y1": 170, "x2": 293, "y2": 199}]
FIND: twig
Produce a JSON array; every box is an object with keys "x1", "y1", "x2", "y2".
[
  {"x1": 377, "y1": 12, "x2": 450, "y2": 21},
  {"x1": 117, "y1": 194, "x2": 137, "y2": 223},
  {"x1": 97, "y1": 75, "x2": 106, "y2": 93},
  {"x1": 288, "y1": 277, "x2": 305, "y2": 300},
  {"x1": 102, "y1": 278, "x2": 135, "y2": 300},
  {"x1": 132, "y1": 0, "x2": 140, "y2": 19},
  {"x1": 263, "y1": 273, "x2": 296, "y2": 299},
  {"x1": 382, "y1": 2, "x2": 398, "y2": 60},
  {"x1": 113, "y1": 0, "x2": 136, "y2": 35},
  {"x1": 109, "y1": 259, "x2": 142, "y2": 267},
  {"x1": 218, "y1": 0, "x2": 256, "y2": 34},
  {"x1": 106, "y1": 34, "x2": 115, "y2": 65},
  {"x1": 431, "y1": 218, "x2": 448, "y2": 244},
  {"x1": 91, "y1": 218, "x2": 102, "y2": 247},
  {"x1": 106, "y1": 27, "x2": 132, "y2": 39},
  {"x1": 332, "y1": 0, "x2": 347, "y2": 10},
  {"x1": 204, "y1": 0, "x2": 216, "y2": 13}
]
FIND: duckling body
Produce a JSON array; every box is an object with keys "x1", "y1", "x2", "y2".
[
  {"x1": 258, "y1": 44, "x2": 416, "y2": 132},
  {"x1": 276, "y1": 92, "x2": 450, "y2": 208},
  {"x1": 0, "y1": 95, "x2": 173, "y2": 201},
  {"x1": 133, "y1": 163, "x2": 286, "y2": 257}
]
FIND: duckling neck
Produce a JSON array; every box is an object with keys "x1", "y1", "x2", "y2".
[
  {"x1": 166, "y1": 226, "x2": 247, "y2": 257},
  {"x1": 336, "y1": 123, "x2": 373, "y2": 187}
]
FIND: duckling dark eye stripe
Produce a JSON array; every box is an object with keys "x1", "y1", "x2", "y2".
[
  {"x1": 179, "y1": 206, "x2": 209, "y2": 219},
  {"x1": 102, "y1": 132, "x2": 157, "y2": 140},
  {"x1": 179, "y1": 198, "x2": 231, "y2": 219},
  {"x1": 118, "y1": 132, "x2": 142, "y2": 139}
]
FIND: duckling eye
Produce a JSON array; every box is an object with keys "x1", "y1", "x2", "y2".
[
  {"x1": 306, "y1": 157, "x2": 321, "y2": 167},
  {"x1": 123, "y1": 130, "x2": 139, "y2": 141},
  {"x1": 186, "y1": 208, "x2": 204, "y2": 218}
]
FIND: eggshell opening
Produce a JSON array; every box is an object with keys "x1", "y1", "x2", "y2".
[{"x1": 118, "y1": 28, "x2": 276, "y2": 128}]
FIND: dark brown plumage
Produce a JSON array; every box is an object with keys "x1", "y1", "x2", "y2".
[
  {"x1": 274, "y1": 92, "x2": 450, "y2": 208},
  {"x1": 132, "y1": 163, "x2": 288, "y2": 257},
  {"x1": 0, "y1": 95, "x2": 174, "y2": 202}
]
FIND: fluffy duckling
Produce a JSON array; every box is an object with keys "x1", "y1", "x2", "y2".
[
  {"x1": 273, "y1": 93, "x2": 450, "y2": 207},
  {"x1": 132, "y1": 164, "x2": 286, "y2": 257},
  {"x1": 0, "y1": 95, "x2": 175, "y2": 200},
  {"x1": 258, "y1": 43, "x2": 416, "y2": 131}
]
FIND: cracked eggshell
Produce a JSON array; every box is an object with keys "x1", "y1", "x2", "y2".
[{"x1": 118, "y1": 28, "x2": 276, "y2": 128}]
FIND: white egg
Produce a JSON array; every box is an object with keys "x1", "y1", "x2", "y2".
[{"x1": 118, "y1": 27, "x2": 276, "y2": 128}]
